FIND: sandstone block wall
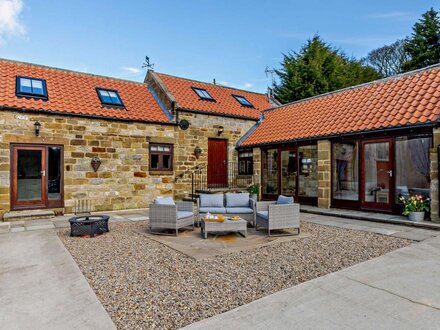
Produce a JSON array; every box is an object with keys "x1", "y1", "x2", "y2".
[{"x1": 0, "y1": 111, "x2": 176, "y2": 217}]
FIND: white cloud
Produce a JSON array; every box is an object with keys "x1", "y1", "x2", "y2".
[
  {"x1": 0, "y1": 0, "x2": 25, "y2": 45},
  {"x1": 121, "y1": 66, "x2": 142, "y2": 74},
  {"x1": 367, "y1": 11, "x2": 411, "y2": 19}
]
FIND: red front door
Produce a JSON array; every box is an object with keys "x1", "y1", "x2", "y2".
[{"x1": 208, "y1": 139, "x2": 228, "y2": 188}]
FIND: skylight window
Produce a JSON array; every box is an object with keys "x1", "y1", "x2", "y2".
[
  {"x1": 96, "y1": 88, "x2": 124, "y2": 106},
  {"x1": 16, "y1": 76, "x2": 47, "y2": 98},
  {"x1": 233, "y1": 95, "x2": 254, "y2": 107},
  {"x1": 192, "y1": 87, "x2": 215, "y2": 101}
]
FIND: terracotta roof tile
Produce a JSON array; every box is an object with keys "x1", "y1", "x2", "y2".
[
  {"x1": 0, "y1": 59, "x2": 170, "y2": 123},
  {"x1": 241, "y1": 65, "x2": 440, "y2": 146},
  {"x1": 154, "y1": 72, "x2": 275, "y2": 119}
]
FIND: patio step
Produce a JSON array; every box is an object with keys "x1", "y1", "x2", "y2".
[{"x1": 3, "y1": 210, "x2": 55, "y2": 222}]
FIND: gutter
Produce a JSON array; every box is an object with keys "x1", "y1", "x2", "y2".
[
  {"x1": 236, "y1": 112, "x2": 265, "y2": 148},
  {"x1": 0, "y1": 106, "x2": 178, "y2": 126}
]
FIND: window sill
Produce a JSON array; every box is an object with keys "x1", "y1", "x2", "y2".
[{"x1": 149, "y1": 170, "x2": 174, "y2": 176}]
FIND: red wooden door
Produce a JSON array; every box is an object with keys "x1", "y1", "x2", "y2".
[{"x1": 208, "y1": 139, "x2": 228, "y2": 188}]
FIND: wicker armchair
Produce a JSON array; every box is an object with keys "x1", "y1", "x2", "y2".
[
  {"x1": 255, "y1": 201, "x2": 300, "y2": 236},
  {"x1": 149, "y1": 201, "x2": 194, "y2": 236}
]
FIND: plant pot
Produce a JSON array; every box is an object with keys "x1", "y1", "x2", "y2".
[
  {"x1": 408, "y1": 211, "x2": 425, "y2": 222},
  {"x1": 250, "y1": 194, "x2": 258, "y2": 201}
]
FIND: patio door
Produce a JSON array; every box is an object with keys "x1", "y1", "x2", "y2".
[
  {"x1": 11, "y1": 145, "x2": 63, "y2": 210},
  {"x1": 280, "y1": 149, "x2": 298, "y2": 198},
  {"x1": 208, "y1": 139, "x2": 228, "y2": 188},
  {"x1": 361, "y1": 139, "x2": 394, "y2": 211}
]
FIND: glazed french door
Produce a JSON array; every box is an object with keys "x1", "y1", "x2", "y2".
[
  {"x1": 11, "y1": 145, "x2": 63, "y2": 210},
  {"x1": 281, "y1": 149, "x2": 298, "y2": 198},
  {"x1": 361, "y1": 139, "x2": 394, "y2": 211}
]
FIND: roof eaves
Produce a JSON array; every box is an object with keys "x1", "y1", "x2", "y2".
[
  {"x1": 263, "y1": 63, "x2": 440, "y2": 114},
  {"x1": 177, "y1": 107, "x2": 260, "y2": 121},
  {"x1": 241, "y1": 122, "x2": 436, "y2": 148}
]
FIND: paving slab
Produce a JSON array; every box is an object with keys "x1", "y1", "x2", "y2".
[
  {"x1": 0, "y1": 230, "x2": 115, "y2": 330},
  {"x1": 185, "y1": 235, "x2": 440, "y2": 329}
]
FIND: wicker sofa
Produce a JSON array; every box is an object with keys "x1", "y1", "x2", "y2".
[
  {"x1": 255, "y1": 196, "x2": 300, "y2": 236},
  {"x1": 197, "y1": 193, "x2": 256, "y2": 226},
  {"x1": 149, "y1": 197, "x2": 194, "y2": 236}
]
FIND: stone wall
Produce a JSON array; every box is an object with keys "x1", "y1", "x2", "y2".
[
  {"x1": 0, "y1": 111, "x2": 176, "y2": 218},
  {"x1": 317, "y1": 140, "x2": 331, "y2": 209},
  {"x1": 173, "y1": 111, "x2": 257, "y2": 199},
  {"x1": 430, "y1": 128, "x2": 440, "y2": 223}
]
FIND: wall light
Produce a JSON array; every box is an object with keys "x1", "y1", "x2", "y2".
[
  {"x1": 217, "y1": 126, "x2": 224, "y2": 136},
  {"x1": 34, "y1": 121, "x2": 41, "y2": 137}
]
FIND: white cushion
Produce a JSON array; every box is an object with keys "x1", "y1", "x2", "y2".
[
  {"x1": 225, "y1": 193, "x2": 250, "y2": 207},
  {"x1": 154, "y1": 197, "x2": 175, "y2": 205}
]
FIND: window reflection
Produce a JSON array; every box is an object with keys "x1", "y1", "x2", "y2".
[
  {"x1": 262, "y1": 149, "x2": 278, "y2": 194},
  {"x1": 333, "y1": 142, "x2": 359, "y2": 201}
]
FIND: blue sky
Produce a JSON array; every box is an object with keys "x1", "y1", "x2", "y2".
[{"x1": 0, "y1": 0, "x2": 437, "y2": 92}]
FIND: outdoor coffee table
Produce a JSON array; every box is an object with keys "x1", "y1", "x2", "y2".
[{"x1": 201, "y1": 217, "x2": 247, "y2": 239}]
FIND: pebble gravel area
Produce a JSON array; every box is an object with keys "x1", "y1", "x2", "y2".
[{"x1": 59, "y1": 222, "x2": 412, "y2": 330}]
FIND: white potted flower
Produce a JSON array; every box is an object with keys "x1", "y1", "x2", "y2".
[{"x1": 400, "y1": 195, "x2": 429, "y2": 222}]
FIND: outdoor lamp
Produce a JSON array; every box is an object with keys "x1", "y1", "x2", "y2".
[
  {"x1": 217, "y1": 126, "x2": 224, "y2": 136},
  {"x1": 194, "y1": 146, "x2": 202, "y2": 159},
  {"x1": 34, "y1": 121, "x2": 41, "y2": 136}
]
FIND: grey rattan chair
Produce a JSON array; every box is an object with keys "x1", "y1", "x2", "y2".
[
  {"x1": 149, "y1": 201, "x2": 195, "y2": 236},
  {"x1": 255, "y1": 201, "x2": 300, "y2": 236}
]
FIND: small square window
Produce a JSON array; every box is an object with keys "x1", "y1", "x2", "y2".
[
  {"x1": 192, "y1": 87, "x2": 215, "y2": 101},
  {"x1": 149, "y1": 143, "x2": 173, "y2": 172},
  {"x1": 16, "y1": 76, "x2": 48, "y2": 99},
  {"x1": 96, "y1": 88, "x2": 124, "y2": 106},
  {"x1": 233, "y1": 95, "x2": 254, "y2": 107},
  {"x1": 238, "y1": 150, "x2": 253, "y2": 175}
]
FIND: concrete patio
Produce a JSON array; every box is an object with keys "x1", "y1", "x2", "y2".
[{"x1": 185, "y1": 231, "x2": 440, "y2": 330}]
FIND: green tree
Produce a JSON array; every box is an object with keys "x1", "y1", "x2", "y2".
[
  {"x1": 402, "y1": 8, "x2": 440, "y2": 71},
  {"x1": 274, "y1": 36, "x2": 380, "y2": 103}
]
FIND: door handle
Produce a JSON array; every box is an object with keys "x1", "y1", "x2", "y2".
[
  {"x1": 40, "y1": 170, "x2": 46, "y2": 177},
  {"x1": 387, "y1": 170, "x2": 392, "y2": 177}
]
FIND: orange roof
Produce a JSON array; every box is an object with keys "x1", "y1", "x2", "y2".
[
  {"x1": 153, "y1": 72, "x2": 275, "y2": 119},
  {"x1": 0, "y1": 59, "x2": 171, "y2": 123},
  {"x1": 241, "y1": 65, "x2": 440, "y2": 147}
]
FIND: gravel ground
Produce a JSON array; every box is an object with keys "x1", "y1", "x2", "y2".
[{"x1": 59, "y1": 222, "x2": 411, "y2": 330}]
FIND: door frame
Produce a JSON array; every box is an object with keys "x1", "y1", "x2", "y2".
[
  {"x1": 207, "y1": 138, "x2": 228, "y2": 188},
  {"x1": 360, "y1": 138, "x2": 394, "y2": 212},
  {"x1": 10, "y1": 144, "x2": 64, "y2": 211}
]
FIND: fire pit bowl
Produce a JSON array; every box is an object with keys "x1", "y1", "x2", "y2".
[{"x1": 69, "y1": 215, "x2": 110, "y2": 237}]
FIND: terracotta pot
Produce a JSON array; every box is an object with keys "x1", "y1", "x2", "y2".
[{"x1": 408, "y1": 212, "x2": 425, "y2": 222}]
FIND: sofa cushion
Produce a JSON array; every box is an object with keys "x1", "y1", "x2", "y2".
[
  {"x1": 154, "y1": 197, "x2": 175, "y2": 205},
  {"x1": 226, "y1": 207, "x2": 253, "y2": 214},
  {"x1": 256, "y1": 211, "x2": 269, "y2": 220},
  {"x1": 225, "y1": 193, "x2": 250, "y2": 207},
  {"x1": 199, "y1": 207, "x2": 227, "y2": 214},
  {"x1": 177, "y1": 211, "x2": 193, "y2": 219},
  {"x1": 199, "y1": 194, "x2": 224, "y2": 207},
  {"x1": 277, "y1": 195, "x2": 294, "y2": 204}
]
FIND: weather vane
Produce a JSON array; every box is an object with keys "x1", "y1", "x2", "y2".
[{"x1": 142, "y1": 56, "x2": 154, "y2": 70}]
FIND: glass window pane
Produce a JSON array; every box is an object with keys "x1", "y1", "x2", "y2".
[
  {"x1": 150, "y1": 146, "x2": 158, "y2": 151},
  {"x1": 17, "y1": 150, "x2": 42, "y2": 201},
  {"x1": 333, "y1": 142, "x2": 359, "y2": 201},
  {"x1": 99, "y1": 90, "x2": 112, "y2": 103},
  {"x1": 108, "y1": 91, "x2": 121, "y2": 104},
  {"x1": 151, "y1": 154, "x2": 159, "y2": 169},
  {"x1": 262, "y1": 149, "x2": 278, "y2": 194},
  {"x1": 363, "y1": 142, "x2": 390, "y2": 203},
  {"x1": 281, "y1": 150, "x2": 296, "y2": 196},
  {"x1": 395, "y1": 137, "x2": 431, "y2": 203},
  {"x1": 298, "y1": 146, "x2": 318, "y2": 197},
  {"x1": 31, "y1": 79, "x2": 44, "y2": 95},
  {"x1": 163, "y1": 155, "x2": 171, "y2": 169},
  {"x1": 48, "y1": 147, "x2": 62, "y2": 200},
  {"x1": 19, "y1": 78, "x2": 32, "y2": 94},
  {"x1": 163, "y1": 146, "x2": 170, "y2": 152}
]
